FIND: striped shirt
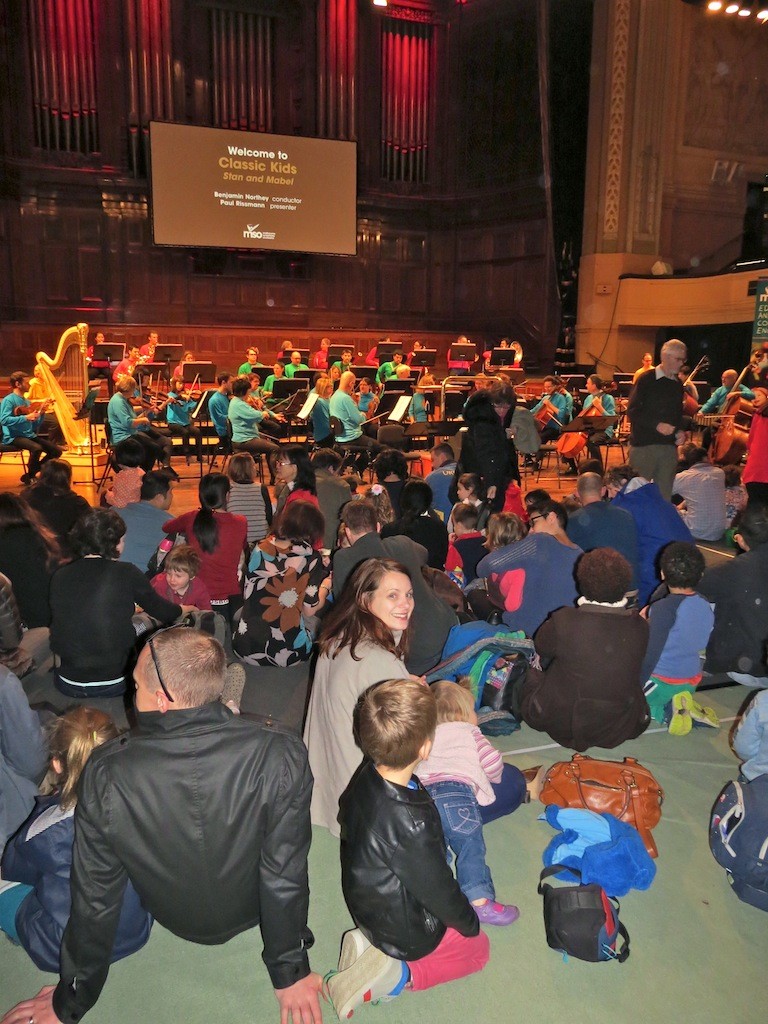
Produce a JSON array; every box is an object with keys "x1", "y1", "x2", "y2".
[
  {"x1": 226, "y1": 481, "x2": 272, "y2": 545},
  {"x1": 416, "y1": 721, "x2": 503, "y2": 806}
]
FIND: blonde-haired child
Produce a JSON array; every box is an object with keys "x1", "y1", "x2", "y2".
[
  {"x1": 0, "y1": 707, "x2": 152, "y2": 970},
  {"x1": 417, "y1": 680, "x2": 523, "y2": 926}
]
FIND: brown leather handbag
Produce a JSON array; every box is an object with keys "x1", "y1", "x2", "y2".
[{"x1": 539, "y1": 754, "x2": 664, "y2": 858}]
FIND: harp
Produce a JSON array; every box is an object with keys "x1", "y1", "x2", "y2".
[{"x1": 35, "y1": 323, "x2": 91, "y2": 450}]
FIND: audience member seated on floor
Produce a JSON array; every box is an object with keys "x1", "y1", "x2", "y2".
[
  {"x1": 381, "y1": 479, "x2": 449, "y2": 571},
  {"x1": 671, "y1": 445, "x2": 727, "y2": 542},
  {"x1": 372, "y1": 448, "x2": 409, "y2": 518},
  {"x1": 0, "y1": 573, "x2": 35, "y2": 679},
  {"x1": 332, "y1": 501, "x2": 457, "y2": 675},
  {"x1": 273, "y1": 445, "x2": 320, "y2": 523},
  {"x1": 150, "y1": 544, "x2": 212, "y2": 612},
  {"x1": 448, "y1": 473, "x2": 489, "y2": 533},
  {"x1": 0, "y1": 627, "x2": 324, "y2": 1024},
  {"x1": 312, "y1": 448, "x2": 351, "y2": 549},
  {"x1": 518, "y1": 548, "x2": 650, "y2": 752},
  {"x1": 473, "y1": 499, "x2": 582, "y2": 637},
  {"x1": 0, "y1": 707, "x2": 152, "y2": 972},
  {"x1": 724, "y1": 465, "x2": 748, "y2": 529},
  {"x1": 0, "y1": 493, "x2": 61, "y2": 629},
  {"x1": 445, "y1": 503, "x2": 487, "y2": 588},
  {"x1": 699, "y1": 502, "x2": 768, "y2": 688},
  {"x1": 225, "y1": 452, "x2": 272, "y2": 547},
  {"x1": 104, "y1": 436, "x2": 145, "y2": 509},
  {"x1": 23, "y1": 459, "x2": 89, "y2": 558},
  {"x1": 305, "y1": 558, "x2": 415, "y2": 837},
  {"x1": 465, "y1": 512, "x2": 526, "y2": 619},
  {"x1": 162, "y1": 474, "x2": 248, "y2": 623},
  {"x1": 50, "y1": 510, "x2": 189, "y2": 698},
  {"x1": 605, "y1": 464, "x2": 694, "y2": 606},
  {"x1": 0, "y1": 664, "x2": 47, "y2": 855},
  {"x1": 640, "y1": 542, "x2": 714, "y2": 723},
  {"x1": 233, "y1": 501, "x2": 330, "y2": 668},
  {"x1": 118, "y1": 470, "x2": 174, "y2": 572},
  {"x1": 565, "y1": 472, "x2": 639, "y2": 588},
  {"x1": 733, "y1": 689, "x2": 768, "y2": 781},
  {"x1": 361, "y1": 483, "x2": 395, "y2": 526},
  {"x1": 426, "y1": 443, "x2": 458, "y2": 522},
  {"x1": 326, "y1": 678, "x2": 489, "y2": 1020},
  {"x1": 417, "y1": 680, "x2": 524, "y2": 924}
]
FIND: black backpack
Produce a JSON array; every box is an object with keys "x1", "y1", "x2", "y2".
[
  {"x1": 710, "y1": 776, "x2": 768, "y2": 912},
  {"x1": 538, "y1": 865, "x2": 630, "y2": 963}
]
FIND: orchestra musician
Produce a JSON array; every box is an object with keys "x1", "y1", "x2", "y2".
[
  {"x1": 227, "y1": 376, "x2": 284, "y2": 484},
  {"x1": 172, "y1": 350, "x2": 195, "y2": 380},
  {"x1": 165, "y1": 376, "x2": 203, "y2": 464},
  {"x1": 376, "y1": 351, "x2": 406, "y2": 384},
  {"x1": 237, "y1": 346, "x2": 263, "y2": 376},
  {"x1": 743, "y1": 341, "x2": 768, "y2": 508},
  {"x1": 406, "y1": 340, "x2": 425, "y2": 366},
  {"x1": 329, "y1": 370, "x2": 382, "y2": 473},
  {"x1": 447, "y1": 334, "x2": 477, "y2": 376},
  {"x1": 86, "y1": 330, "x2": 114, "y2": 394},
  {"x1": 112, "y1": 345, "x2": 142, "y2": 383},
  {"x1": 698, "y1": 369, "x2": 755, "y2": 449},
  {"x1": 582, "y1": 374, "x2": 617, "y2": 461},
  {"x1": 207, "y1": 373, "x2": 233, "y2": 446},
  {"x1": 530, "y1": 376, "x2": 569, "y2": 445},
  {"x1": 261, "y1": 360, "x2": 286, "y2": 404},
  {"x1": 107, "y1": 376, "x2": 172, "y2": 471},
  {"x1": 285, "y1": 351, "x2": 309, "y2": 378},
  {"x1": 311, "y1": 338, "x2": 330, "y2": 371},
  {"x1": 139, "y1": 331, "x2": 159, "y2": 360},
  {"x1": 632, "y1": 352, "x2": 655, "y2": 384},
  {"x1": 332, "y1": 348, "x2": 354, "y2": 375},
  {"x1": 0, "y1": 370, "x2": 61, "y2": 483},
  {"x1": 311, "y1": 377, "x2": 335, "y2": 447}
]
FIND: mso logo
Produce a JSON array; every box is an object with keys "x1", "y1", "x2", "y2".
[{"x1": 243, "y1": 223, "x2": 276, "y2": 240}]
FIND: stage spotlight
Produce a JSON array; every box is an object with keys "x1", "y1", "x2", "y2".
[
  {"x1": 372, "y1": 0, "x2": 388, "y2": 7},
  {"x1": 707, "y1": 0, "x2": 723, "y2": 8}
]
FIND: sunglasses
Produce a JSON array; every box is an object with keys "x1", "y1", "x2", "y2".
[{"x1": 146, "y1": 626, "x2": 177, "y2": 703}]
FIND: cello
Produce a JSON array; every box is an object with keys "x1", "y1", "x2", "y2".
[{"x1": 709, "y1": 363, "x2": 754, "y2": 466}]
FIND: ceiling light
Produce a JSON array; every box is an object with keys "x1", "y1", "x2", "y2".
[
  {"x1": 738, "y1": 3, "x2": 752, "y2": 15},
  {"x1": 757, "y1": 6, "x2": 768, "y2": 17},
  {"x1": 708, "y1": 0, "x2": 723, "y2": 8},
  {"x1": 724, "y1": 2, "x2": 740, "y2": 11},
  {"x1": 372, "y1": 0, "x2": 388, "y2": 7}
]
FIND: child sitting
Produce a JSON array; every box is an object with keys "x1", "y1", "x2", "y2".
[
  {"x1": 104, "y1": 436, "x2": 145, "y2": 508},
  {"x1": 151, "y1": 544, "x2": 213, "y2": 610},
  {"x1": 448, "y1": 473, "x2": 489, "y2": 533},
  {"x1": 724, "y1": 464, "x2": 748, "y2": 530},
  {"x1": 417, "y1": 680, "x2": 521, "y2": 924},
  {"x1": 641, "y1": 542, "x2": 715, "y2": 726},
  {"x1": 733, "y1": 689, "x2": 768, "y2": 781},
  {"x1": 0, "y1": 707, "x2": 152, "y2": 971},
  {"x1": 327, "y1": 678, "x2": 490, "y2": 1020},
  {"x1": 445, "y1": 503, "x2": 486, "y2": 588}
]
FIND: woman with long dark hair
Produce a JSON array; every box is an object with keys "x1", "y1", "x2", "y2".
[
  {"x1": 303, "y1": 557, "x2": 415, "y2": 836},
  {"x1": 273, "y1": 444, "x2": 319, "y2": 519},
  {"x1": 24, "y1": 459, "x2": 90, "y2": 556},
  {"x1": 233, "y1": 500, "x2": 330, "y2": 667},
  {"x1": 451, "y1": 383, "x2": 519, "y2": 512},
  {"x1": 381, "y1": 479, "x2": 449, "y2": 570},
  {"x1": 0, "y1": 493, "x2": 62, "y2": 628},
  {"x1": 161, "y1": 473, "x2": 248, "y2": 620},
  {"x1": 49, "y1": 509, "x2": 185, "y2": 697}
]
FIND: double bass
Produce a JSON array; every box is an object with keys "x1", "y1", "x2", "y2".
[
  {"x1": 709, "y1": 363, "x2": 753, "y2": 466},
  {"x1": 682, "y1": 355, "x2": 709, "y2": 417}
]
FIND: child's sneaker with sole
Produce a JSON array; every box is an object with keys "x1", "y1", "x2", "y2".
[
  {"x1": 326, "y1": 944, "x2": 407, "y2": 1019},
  {"x1": 474, "y1": 900, "x2": 520, "y2": 926},
  {"x1": 668, "y1": 691, "x2": 694, "y2": 736},
  {"x1": 337, "y1": 928, "x2": 372, "y2": 973}
]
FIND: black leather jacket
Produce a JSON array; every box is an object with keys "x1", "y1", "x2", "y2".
[
  {"x1": 53, "y1": 703, "x2": 314, "y2": 1024},
  {"x1": 339, "y1": 761, "x2": 479, "y2": 961}
]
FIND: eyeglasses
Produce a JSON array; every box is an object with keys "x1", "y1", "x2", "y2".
[
  {"x1": 146, "y1": 626, "x2": 177, "y2": 703},
  {"x1": 528, "y1": 514, "x2": 546, "y2": 525}
]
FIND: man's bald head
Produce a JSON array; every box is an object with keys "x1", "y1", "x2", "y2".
[
  {"x1": 577, "y1": 472, "x2": 604, "y2": 504},
  {"x1": 340, "y1": 370, "x2": 356, "y2": 393}
]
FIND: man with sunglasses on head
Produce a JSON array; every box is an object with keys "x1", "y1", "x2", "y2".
[{"x1": 1, "y1": 628, "x2": 323, "y2": 1024}]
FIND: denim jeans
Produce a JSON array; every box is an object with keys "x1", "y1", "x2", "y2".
[{"x1": 426, "y1": 780, "x2": 494, "y2": 902}]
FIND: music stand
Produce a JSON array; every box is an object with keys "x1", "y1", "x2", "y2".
[
  {"x1": 409, "y1": 349, "x2": 436, "y2": 367},
  {"x1": 562, "y1": 374, "x2": 587, "y2": 394},
  {"x1": 92, "y1": 343, "x2": 125, "y2": 365},
  {"x1": 183, "y1": 361, "x2": 215, "y2": 384},
  {"x1": 376, "y1": 342, "x2": 400, "y2": 361},
  {"x1": 387, "y1": 395, "x2": 412, "y2": 423},
  {"x1": 350, "y1": 364, "x2": 378, "y2": 383},
  {"x1": 292, "y1": 368, "x2": 316, "y2": 382},
  {"x1": 156, "y1": 344, "x2": 183, "y2": 366},
  {"x1": 296, "y1": 392, "x2": 320, "y2": 421},
  {"x1": 489, "y1": 348, "x2": 518, "y2": 367},
  {"x1": 272, "y1": 378, "x2": 307, "y2": 402},
  {"x1": 381, "y1": 379, "x2": 413, "y2": 396},
  {"x1": 449, "y1": 343, "x2": 477, "y2": 364}
]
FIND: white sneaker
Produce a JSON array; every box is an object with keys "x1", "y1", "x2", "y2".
[
  {"x1": 338, "y1": 928, "x2": 372, "y2": 973},
  {"x1": 326, "y1": 944, "x2": 405, "y2": 1019}
]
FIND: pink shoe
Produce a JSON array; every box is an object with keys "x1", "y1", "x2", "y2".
[{"x1": 474, "y1": 900, "x2": 520, "y2": 926}]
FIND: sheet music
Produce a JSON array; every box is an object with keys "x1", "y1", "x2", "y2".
[
  {"x1": 297, "y1": 391, "x2": 319, "y2": 420},
  {"x1": 388, "y1": 394, "x2": 412, "y2": 422}
]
